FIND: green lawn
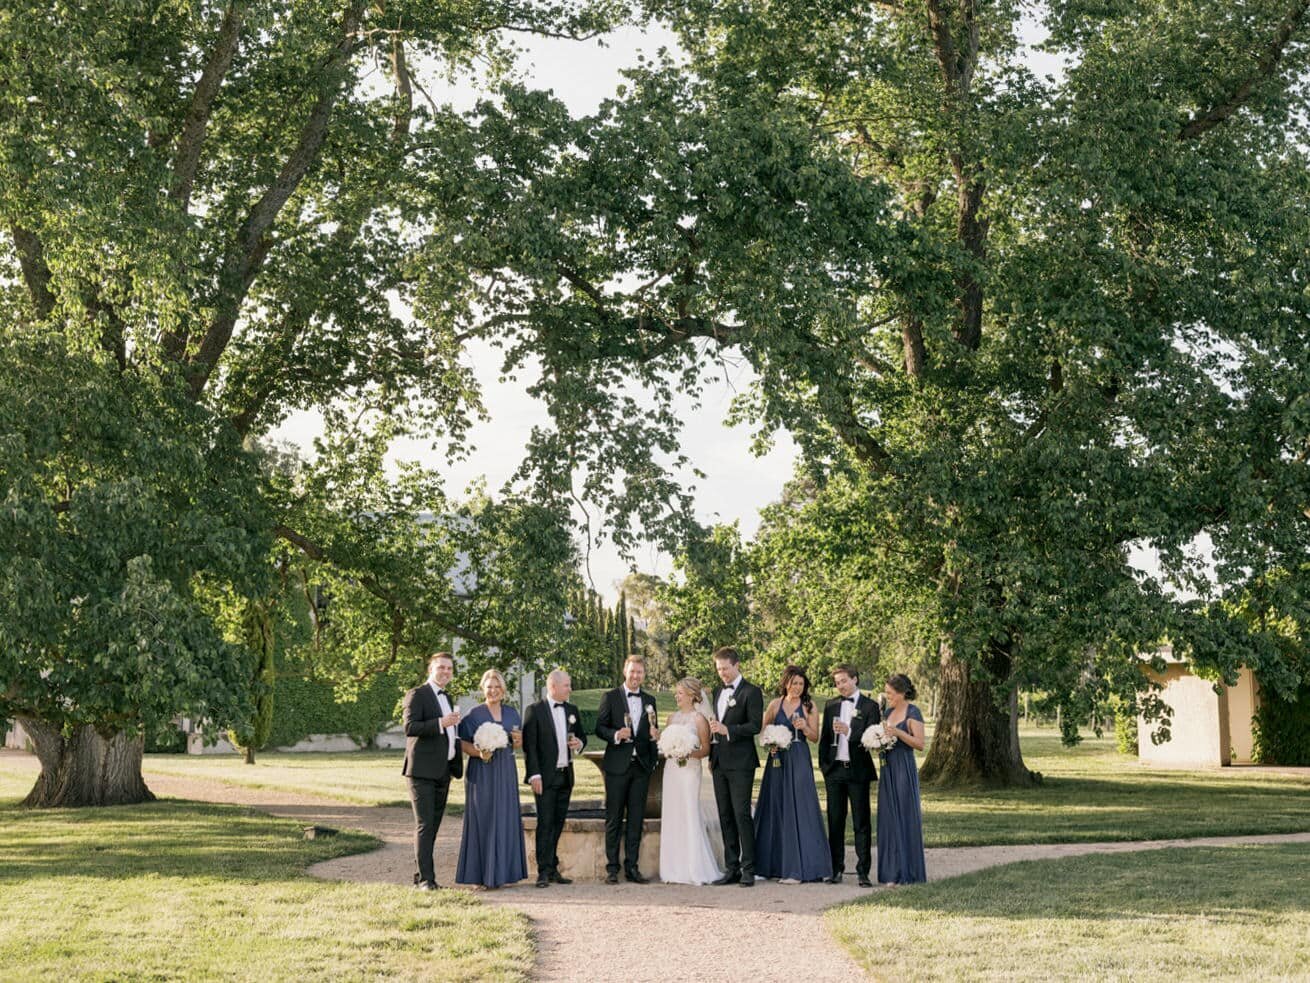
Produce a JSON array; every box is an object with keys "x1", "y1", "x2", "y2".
[
  {"x1": 0, "y1": 768, "x2": 532, "y2": 982},
  {"x1": 826, "y1": 843, "x2": 1310, "y2": 981},
  {"x1": 126, "y1": 726, "x2": 1310, "y2": 848}
]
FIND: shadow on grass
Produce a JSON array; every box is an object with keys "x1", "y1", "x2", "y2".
[
  {"x1": 0, "y1": 799, "x2": 379, "y2": 884},
  {"x1": 835, "y1": 844, "x2": 1310, "y2": 922}
]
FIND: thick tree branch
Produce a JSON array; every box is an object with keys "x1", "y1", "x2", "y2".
[
  {"x1": 188, "y1": 3, "x2": 366, "y2": 398},
  {"x1": 902, "y1": 315, "x2": 927, "y2": 377},
  {"x1": 172, "y1": 1, "x2": 247, "y2": 213},
  {"x1": 389, "y1": 35, "x2": 413, "y2": 142},
  {"x1": 952, "y1": 169, "x2": 986, "y2": 350},
  {"x1": 1179, "y1": 0, "x2": 1310, "y2": 140},
  {"x1": 9, "y1": 224, "x2": 56, "y2": 320},
  {"x1": 271, "y1": 523, "x2": 523, "y2": 656}
]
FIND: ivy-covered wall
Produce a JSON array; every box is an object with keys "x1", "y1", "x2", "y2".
[
  {"x1": 1252, "y1": 680, "x2": 1310, "y2": 766},
  {"x1": 266, "y1": 656, "x2": 424, "y2": 749}
]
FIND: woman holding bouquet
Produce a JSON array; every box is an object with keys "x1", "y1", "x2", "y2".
[
  {"x1": 876, "y1": 673, "x2": 927, "y2": 885},
  {"x1": 752, "y1": 666, "x2": 832, "y2": 884},
  {"x1": 456, "y1": 668, "x2": 527, "y2": 889},
  {"x1": 658, "y1": 678, "x2": 724, "y2": 884}
]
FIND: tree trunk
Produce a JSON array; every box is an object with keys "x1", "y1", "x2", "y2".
[
  {"x1": 244, "y1": 746, "x2": 256, "y2": 765},
  {"x1": 18, "y1": 718, "x2": 155, "y2": 807},
  {"x1": 918, "y1": 642, "x2": 1040, "y2": 788}
]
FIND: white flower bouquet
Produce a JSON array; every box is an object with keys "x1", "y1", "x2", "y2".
[
  {"x1": 760, "y1": 724, "x2": 794, "y2": 767},
  {"x1": 473, "y1": 721, "x2": 509, "y2": 762},
  {"x1": 861, "y1": 722, "x2": 899, "y2": 757},
  {"x1": 658, "y1": 723, "x2": 698, "y2": 767}
]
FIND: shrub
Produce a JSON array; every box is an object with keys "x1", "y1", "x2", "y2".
[{"x1": 1252, "y1": 680, "x2": 1310, "y2": 766}]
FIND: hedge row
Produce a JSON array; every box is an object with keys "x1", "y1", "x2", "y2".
[
  {"x1": 1253, "y1": 680, "x2": 1310, "y2": 766},
  {"x1": 266, "y1": 661, "x2": 421, "y2": 749}
]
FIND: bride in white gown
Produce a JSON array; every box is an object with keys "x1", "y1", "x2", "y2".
[{"x1": 659, "y1": 677, "x2": 725, "y2": 885}]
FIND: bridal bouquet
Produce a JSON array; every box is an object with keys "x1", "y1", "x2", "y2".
[
  {"x1": 472, "y1": 722, "x2": 509, "y2": 762},
  {"x1": 760, "y1": 724, "x2": 793, "y2": 767},
  {"x1": 658, "y1": 724, "x2": 698, "y2": 767},
  {"x1": 861, "y1": 722, "x2": 898, "y2": 757}
]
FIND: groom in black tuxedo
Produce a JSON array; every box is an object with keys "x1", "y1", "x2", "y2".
[
  {"x1": 819, "y1": 663, "x2": 880, "y2": 887},
  {"x1": 522, "y1": 668, "x2": 588, "y2": 887},
  {"x1": 401, "y1": 652, "x2": 464, "y2": 891},
  {"x1": 595, "y1": 655, "x2": 660, "y2": 884},
  {"x1": 708, "y1": 645, "x2": 765, "y2": 887}
]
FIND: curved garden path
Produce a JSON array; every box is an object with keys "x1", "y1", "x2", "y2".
[{"x1": 144, "y1": 773, "x2": 1310, "y2": 982}]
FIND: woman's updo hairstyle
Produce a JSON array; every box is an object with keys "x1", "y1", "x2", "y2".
[{"x1": 886, "y1": 673, "x2": 918, "y2": 701}]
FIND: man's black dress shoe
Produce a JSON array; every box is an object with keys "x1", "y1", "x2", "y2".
[
  {"x1": 535, "y1": 875, "x2": 549, "y2": 888},
  {"x1": 625, "y1": 869, "x2": 648, "y2": 884},
  {"x1": 824, "y1": 872, "x2": 843, "y2": 885},
  {"x1": 711, "y1": 872, "x2": 741, "y2": 886},
  {"x1": 416, "y1": 881, "x2": 438, "y2": 891},
  {"x1": 604, "y1": 871, "x2": 619, "y2": 884},
  {"x1": 548, "y1": 871, "x2": 572, "y2": 885},
  {"x1": 738, "y1": 875, "x2": 755, "y2": 887},
  {"x1": 858, "y1": 876, "x2": 874, "y2": 888}
]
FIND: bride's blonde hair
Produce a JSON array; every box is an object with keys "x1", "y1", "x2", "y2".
[{"x1": 676, "y1": 677, "x2": 704, "y2": 705}]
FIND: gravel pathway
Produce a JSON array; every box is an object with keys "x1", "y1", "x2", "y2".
[{"x1": 135, "y1": 771, "x2": 1310, "y2": 982}]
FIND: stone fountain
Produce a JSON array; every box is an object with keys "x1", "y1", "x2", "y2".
[{"x1": 521, "y1": 750, "x2": 666, "y2": 881}]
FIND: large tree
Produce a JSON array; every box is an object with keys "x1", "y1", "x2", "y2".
[
  {"x1": 429, "y1": 0, "x2": 1310, "y2": 784},
  {"x1": 0, "y1": 1, "x2": 621, "y2": 805}
]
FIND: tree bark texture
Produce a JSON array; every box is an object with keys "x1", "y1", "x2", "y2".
[
  {"x1": 18, "y1": 718, "x2": 155, "y2": 808},
  {"x1": 917, "y1": 642, "x2": 1039, "y2": 788}
]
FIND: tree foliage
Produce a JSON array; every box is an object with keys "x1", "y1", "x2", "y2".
[{"x1": 439, "y1": 0, "x2": 1310, "y2": 783}]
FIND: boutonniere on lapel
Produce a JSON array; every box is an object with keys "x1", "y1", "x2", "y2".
[
  {"x1": 727, "y1": 697, "x2": 737, "y2": 708},
  {"x1": 568, "y1": 714, "x2": 577, "y2": 725}
]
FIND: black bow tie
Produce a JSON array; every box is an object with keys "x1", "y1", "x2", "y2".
[
  {"x1": 434, "y1": 689, "x2": 445, "y2": 698},
  {"x1": 843, "y1": 696, "x2": 857, "y2": 703},
  {"x1": 552, "y1": 702, "x2": 565, "y2": 710}
]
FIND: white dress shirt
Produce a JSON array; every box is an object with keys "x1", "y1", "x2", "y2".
[
  {"x1": 716, "y1": 676, "x2": 740, "y2": 740},
  {"x1": 617, "y1": 688, "x2": 643, "y2": 744},
  {"x1": 837, "y1": 695, "x2": 856, "y2": 763},
  {"x1": 430, "y1": 681, "x2": 456, "y2": 760},
  {"x1": 552, "y1": 702, "x2": 570, "y2": 769}
]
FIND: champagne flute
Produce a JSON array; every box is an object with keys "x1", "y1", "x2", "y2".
[
  {"x1": 645, "y1": 704, "x2": 657, "y2": 735},
  {"x1": 623, "y1": 711, "x2": 633, "y2": 742}
]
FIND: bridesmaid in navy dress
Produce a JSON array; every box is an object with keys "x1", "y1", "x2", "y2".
[
  {"x1": 456, "y1": 668, "x2": 528, "y2": 889},
  {"x1": 876, "y1": 673, "x2": 927, "y2": 885},
  {"x1": 753, "y1": 666, "x2": 833, "y2": 883}
]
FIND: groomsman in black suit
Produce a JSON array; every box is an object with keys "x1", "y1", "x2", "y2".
[
  {"x1": 523, "y1": 668, "x2": 588, "y2": 887},
  {"x1": 708, "y1": 645, "x2": 765, "y2": 887},
  {"x1": 595, "y1": 655, "x2": 660, "y2": 884},
  {"x1": 401, "y1": 652, "x2": 464, "y2": 891},
  {"x1": 819, "y1": 663, "x2": 881, "y2": 887}
]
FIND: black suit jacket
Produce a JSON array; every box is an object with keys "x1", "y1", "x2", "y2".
[
  {"x1": 401, "y1": 683, "x2": 463, "y2": 781},
  {"x1": 522, "y1": 699, "x2": 588, "y2": 787},
  {"x1": 818, "y1": 693, "x2": 880, "y2": 782},
  {"x1": 595, "y1": 687, "x2": 659, "y2": 774},
  {"x1": 708, "y1": 678, "x2": 764, "y2": 772}
]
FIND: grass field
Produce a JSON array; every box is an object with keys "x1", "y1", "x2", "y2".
[
  {"x1": 826, "y1": 843, "x2": 1310, "y2": 981},
  {"x1": 117, "y1": 725, "x2": 1310, "y2": 847},
  {"x1": 0, "y1": 768, "x2": 531, "y2": 982}
]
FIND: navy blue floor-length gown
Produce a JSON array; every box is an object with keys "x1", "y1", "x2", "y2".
[
  {"x1": 753, "y1": 703, "x2": 833, "y2": 882},
  {"x1": 876, "y1": 703, "x2": 927, "y2": 884},
  {"x1": 456, "y1": 703, "x2": 527, "y2": 888}
]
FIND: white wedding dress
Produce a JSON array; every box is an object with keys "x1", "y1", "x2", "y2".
[{"x1": 659, "y1": 709, "x2": 725, "y2": 885}]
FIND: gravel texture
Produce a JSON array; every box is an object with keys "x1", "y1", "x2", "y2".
[{"x1": 137, "y1": 771, "x2": 1310, "y2": 982}]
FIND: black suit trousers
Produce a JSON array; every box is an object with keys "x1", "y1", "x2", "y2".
[
  {"x1": 407, "y1": 774, "x2": 451, "y2": 885},
  {"x1": 825, "y1": 765, "x2": 872, "y2": 876},
  {"x1": 533, "y1": 772, "x2": 574, "y2": 874},
  {"x1": 713, "y1": 766, "x2": 756, "y2": 876},
  {"x1": 603, "y1": 756, "x2": 650, "y2": 873}
]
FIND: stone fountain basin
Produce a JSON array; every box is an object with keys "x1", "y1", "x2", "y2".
[{"x1": 520, "y1": 750, "x2": 665, "y2": 881}]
